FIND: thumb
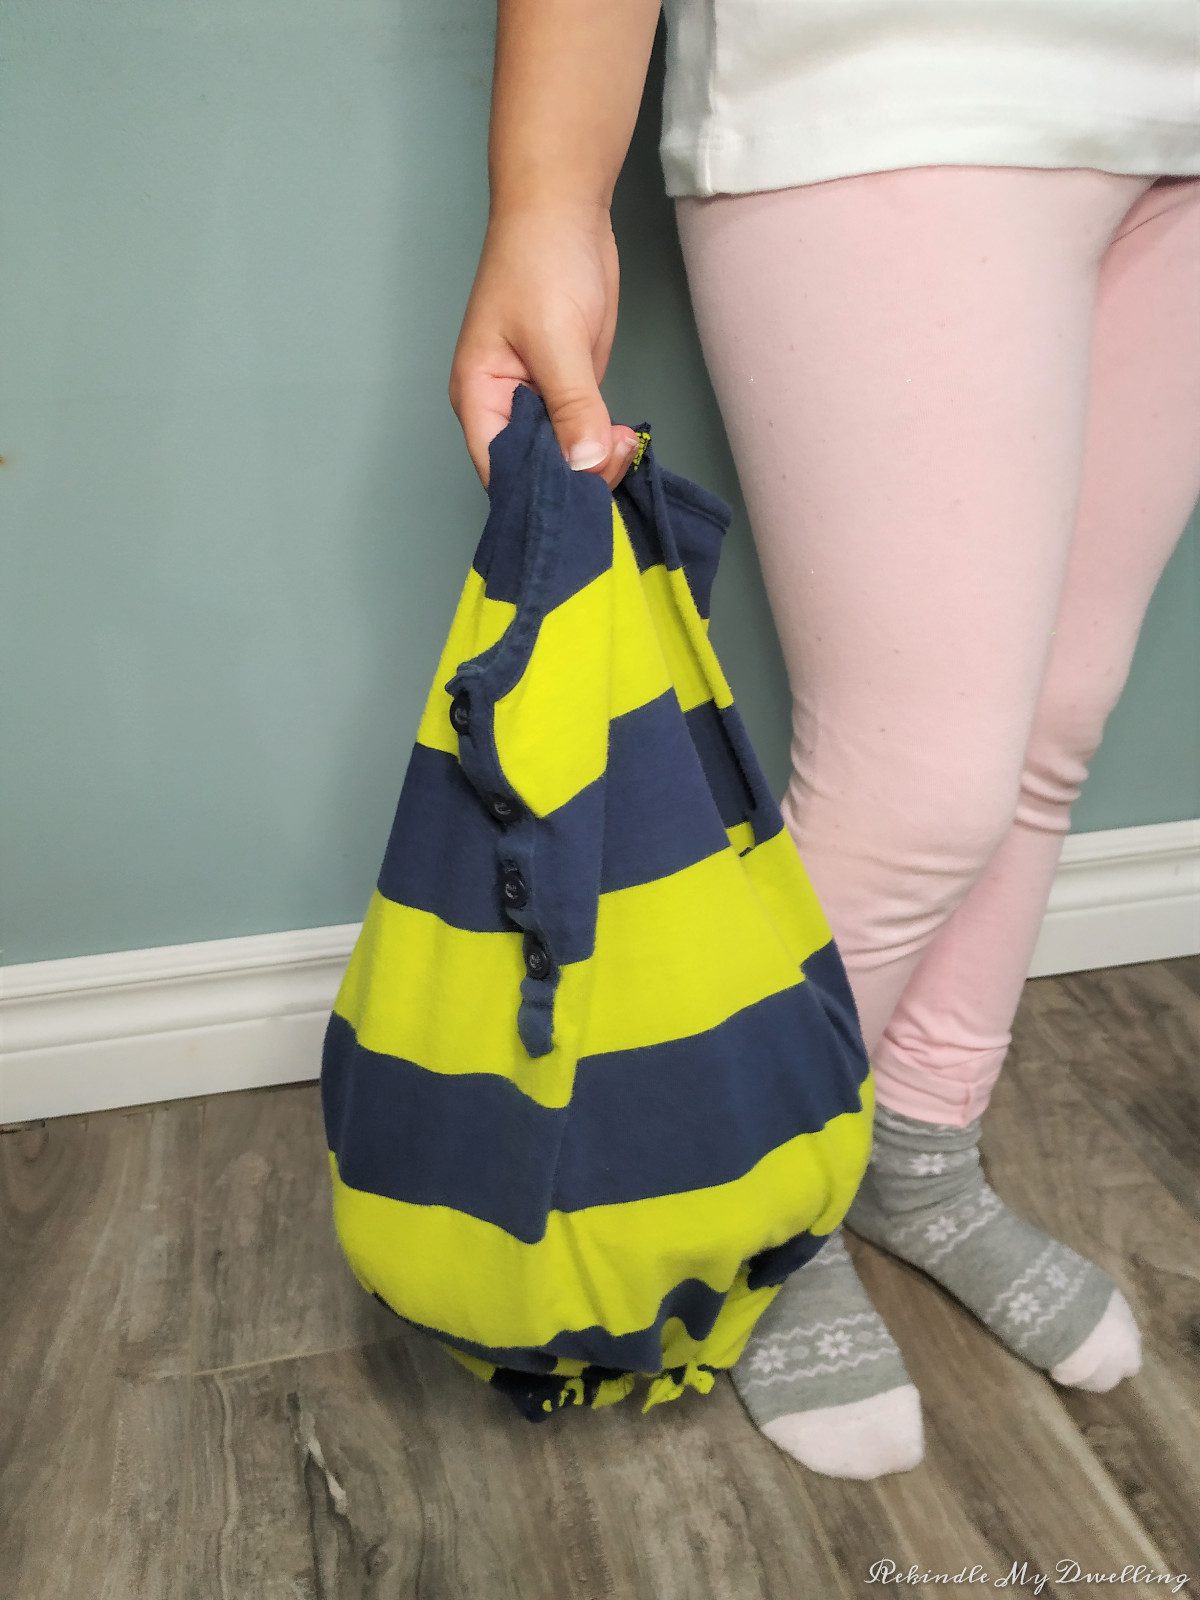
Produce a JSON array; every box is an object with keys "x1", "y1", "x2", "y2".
[{"x1": 527, "y1": 337, "x2": 616, "y2": 475}]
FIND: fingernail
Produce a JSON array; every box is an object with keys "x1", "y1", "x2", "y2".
[
  {"x1": 568, "y1": 440, "x2": 607, "y2": 471},
  {"x1": 616, "y1": 436, "x2": 636, "y2": 457}
]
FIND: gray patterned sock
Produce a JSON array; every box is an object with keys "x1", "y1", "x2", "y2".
[
  {"x1": 844, "y1": 1103, "x2": 1141, "y2": 1389},
  {"x1": 732, "y1": 1229, "x2": 924, "y2": 1479}
]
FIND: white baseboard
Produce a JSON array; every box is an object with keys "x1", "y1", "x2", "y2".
[
  {"x1": 1026, "y1": 817, "x2": 1200, "y2": 978},
  {"x1": 1, "y1": 924, "x2": 358, "y2": 1126},
  {"x1": 3, "y1": 820, "x2": 1197, "y2": 1126}
]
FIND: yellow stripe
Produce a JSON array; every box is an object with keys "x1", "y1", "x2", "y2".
[
  {"x1": 645, "y1": 564, "x2": 734, "y2": 712},
  {"x1": 492, "y1": 565, "x2": 613, "y2": 817},
  {"x1": 584, "y1": 847, "x2": 821, "y2": 1054},
  {"x1": 415, "y1": 568, "x2": 516, "y2": 755},
  {"x1": 330, "y1": 1083, "x2": 873, "y2": 1356},
  {"x1": 610, "y1": 498, "x2": 732, "y2": 715},
  {"x1": 334, "y1": 837, "x2": 835, "y2": 1105},
  {"x1": 740, "y1": 825, "x2": 835, "y2": 968},
  {"x1": 635, "y1": 564, "x2": 713, "y2": 713},
  {"x1": 668, "y1": 564, "x2": 734, "y2": 709},
  {"x1": 725, "y1": 819, "x2": 755, "y2": 854},
  {"x1": 444, "y1": 1347, "x2": 496, "y2": 1384},
  {"x1": 609, "y1": 509, "x2": 677, "y2": 718},
  {"x1": 333, "y1": 889, "x2": 581, "y2": 1109}
]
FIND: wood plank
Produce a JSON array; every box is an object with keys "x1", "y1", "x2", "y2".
[
  {"x1": 526, "y1": 1372, "x2": 855, "y2": 1600},
  {"x1": 713, "y1": 1360, "x2": 1012, "y2": 1598},
  {"x1": 1163, "y1": 952, "x2": 1200, "y2": 1004},
  {"x1": 97, "y1": 1374, "x2": 196, "y2": 1600},
  {"x1": 1039, "y1": 958, "x2": 1200, "y2": 1224},
  {"x1": 0, "y1": 1103, "x2": 201, "y2": 1599},
  {"x1": 186, "y1": 1330, "x2": 607, "y2": 1600},
  {"x1": 192, "y1": 1083, "x2": 394, "y2": 1372}
]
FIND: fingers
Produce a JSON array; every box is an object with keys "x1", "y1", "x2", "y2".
[
  {"x1": 451, "y1": 363, "x2": 641, "y2": 492},
  {"x1": 450, "y1": 370, "x2": 515, "y2": 490},
  {"x1": 602, "y1": 425, "x2": 640, "y2": 488},
  {"x1": 525, "y1": 330, "x2": 619, "y2": 475}
]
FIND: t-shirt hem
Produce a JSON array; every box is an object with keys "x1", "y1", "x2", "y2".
[{"x1": 660, "y1": 109, "x2": 1200, "y2": 198}]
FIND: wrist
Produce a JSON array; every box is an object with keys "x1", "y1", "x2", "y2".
[{"x1": 487, "y1": 184, "x2": 613, "y2": 231}]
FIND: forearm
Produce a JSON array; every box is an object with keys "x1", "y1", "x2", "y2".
[{"x1": 488, "y1": 0, "x2": 662, "y2": 217}]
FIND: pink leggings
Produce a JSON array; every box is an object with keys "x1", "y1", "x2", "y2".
[{"x1": 674, "y1": 167, "x2": 1200, "y2": 1127}]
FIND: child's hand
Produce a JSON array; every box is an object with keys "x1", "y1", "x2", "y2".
[{"x1": 448, "y1": 203, "x2": 640, "y2": 492}]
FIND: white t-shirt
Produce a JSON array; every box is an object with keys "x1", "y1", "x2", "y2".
[{"x1": 659, "y1": 0, "x2": 1200, "y2": 197}]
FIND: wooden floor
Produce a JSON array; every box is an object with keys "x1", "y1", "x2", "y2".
[{"x1": 2, "y1": 956, "x2": 1198, "y2": 1599}]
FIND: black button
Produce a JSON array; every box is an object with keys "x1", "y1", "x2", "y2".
[
  {"x1": 449, "y1": 692, "x2": 471, "y2": 735},
  {"x1": 487, "y1": 792, "x2": 518, "y2": 824},
  {"x1": 501, "y1": 867, "x2": 528, "y2": 909},
  {"x1": 523, "y1": 931, "x2": 552, "y2": 981}
]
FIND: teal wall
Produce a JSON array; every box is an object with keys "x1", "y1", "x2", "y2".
[{"x1": 3, "y1": 3, "x2": 1197, "y2": 966}]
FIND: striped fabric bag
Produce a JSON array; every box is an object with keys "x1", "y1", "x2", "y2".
[{"x1": 320, "y1": 381, "x2": 874, "y2": 1420}]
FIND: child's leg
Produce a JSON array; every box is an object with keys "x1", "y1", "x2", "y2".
[
  {"x1": 675, "y1": 166, "x2": 1198, "y2": 1474},
  {"x1": 677, "y1": 165, "x2": 1156, "y2": 1061},
  {"x1": 865, "y1": 174, "x2": 1200, "y2": 1127},
  {"x1": 843, "y1": 168, "x2": 1200, "y2": 1403}
]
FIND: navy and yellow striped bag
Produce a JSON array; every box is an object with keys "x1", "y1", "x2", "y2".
[{"x1": 321, "y1": 381, "x2": 873, "y2": 1419}]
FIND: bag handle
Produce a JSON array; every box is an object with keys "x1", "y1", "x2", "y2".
[{"x1": 620, "y1": 428, "x2": 778, "y2": 847}]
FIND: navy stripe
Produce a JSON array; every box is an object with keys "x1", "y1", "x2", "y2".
[
  {"x1": 600, "y1": 692, "x2": 737, "y2": 888},
  {"x1": 321, "y1": 947, "x2": 869, "y2": 1241},
  {"x1": 379, "y1": 689, "x2": 741, "y2": 937},
  {"x1": 323, "y1": 1008, "x2": 561, "y2": 1242},
  {"x1": 614, "y1": 456, "x2": 732, "y2": 621},
  {"x1": 799, "y1": 936, "x2": 868, "y2": 1081},
  {"x1": 473, "y1": 465, "x2": 614, "y2": 614},
  {"x1": 683, "y1": 701, "x2": 758, "y2": 830},
  {"x1": 715, "y1": 701, "x2": 786, "y2": 847},
  {"x1": 471, "y1": 382, "x2": 615, "y2": 615},
  {"x1": 747, "y1": 1225, "x2": 832, "y2": 1291}
]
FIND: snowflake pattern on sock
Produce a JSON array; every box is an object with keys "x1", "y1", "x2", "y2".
[
  {"x1": 908, "y1": 1151, "x2": 948, "y2": 1176},
  {"x1": 739, "y1": 1310, "x2": 897, "y2": 1391},
  {"x1": 983, "y1": 1241, "x2": 1091, "y2": 1356},
  {"x1": 880, "y1": 1183, "x2": 1004, "y2": 1269}
]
